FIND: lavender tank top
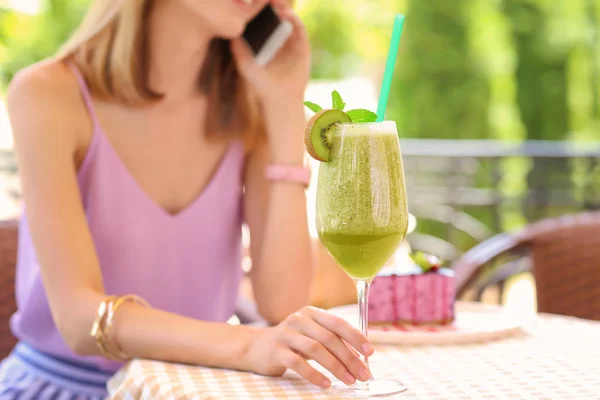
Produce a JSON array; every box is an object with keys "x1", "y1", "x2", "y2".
[{"x1": 10, "y1": 63, "x2": 246, "y2": 371}]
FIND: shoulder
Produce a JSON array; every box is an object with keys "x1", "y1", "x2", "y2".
[
  {"x1": 7, "y1": 60, "x2": 88, "y2": 148},
  {"x1": 8, "y1": 60, "x2": 80, "y2": 105}
]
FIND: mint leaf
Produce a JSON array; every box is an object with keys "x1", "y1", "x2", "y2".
[
  {"x1": 331, "y1": 90, "x2": 346, "y2": 111},
  {"x1": 304, "y1": 101, "x2": 323, "y2": 113},
  {"x1": 347, "y1": 109, "x2": 378, "y2": 123}
]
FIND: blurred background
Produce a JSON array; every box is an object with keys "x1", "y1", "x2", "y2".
[{"x1": 1, "y1": 0, "x2": 600, "y2": 316}]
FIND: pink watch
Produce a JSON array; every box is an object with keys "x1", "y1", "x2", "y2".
[{"x1": 265, "y1": 165, "x2": 311, "y2": 188}]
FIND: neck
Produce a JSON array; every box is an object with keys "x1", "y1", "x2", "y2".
[{"x1": 147, "y1": 0, "x2": 213, "y2": 101}]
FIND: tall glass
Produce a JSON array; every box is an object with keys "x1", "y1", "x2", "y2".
[{"x1": 316, "y1": 121, "x2": 409, "y2": 397}]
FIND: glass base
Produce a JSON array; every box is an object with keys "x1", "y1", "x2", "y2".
[{"x1": 322, "y1": 379, "x2": 407, "y2": 398}]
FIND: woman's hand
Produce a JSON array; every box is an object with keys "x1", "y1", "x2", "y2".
[
  {"x1": 231, "y1": 0, "x2": 311, "y2": 107},
  {"x1": 243, "y1": 306, "x2": 374, "y2": 389},
  {"x1": 231, "y1": 0, "x2": 310, "y2": 162}
]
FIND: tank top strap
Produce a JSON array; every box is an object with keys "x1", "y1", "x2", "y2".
[{"x1": 66, "y1": 61, "x2": 100, "y2": 129}]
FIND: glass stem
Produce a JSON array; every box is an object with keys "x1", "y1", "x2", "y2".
[{"x1": 356, "y1": 279, "x2": 372, "y2": 383}]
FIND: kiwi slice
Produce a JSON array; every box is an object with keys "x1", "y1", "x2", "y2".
[{"x1": 304, "y1": 109, "x2": 352, "y2": 162}]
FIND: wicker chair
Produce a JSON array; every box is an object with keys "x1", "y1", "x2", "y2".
[
  {"x1": 0, "y1": 220, "x2": 18, "y2": 359},
  {"x1": 451, "y1": 212, "x2": 600, "y2": 321}
]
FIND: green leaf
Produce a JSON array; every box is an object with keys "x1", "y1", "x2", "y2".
[
  {"x1": 303, "y1": 101, "x2": 323, "y2": 113},
  {"x1": 331, "y1": 90, "x2": 345, "y2": 110},
  {"x1": 347, "y1": 109, "x2": 378, "y2": 123},
  {"x1": 410, "y1": 251, "x2": 429, "y2": 271}
]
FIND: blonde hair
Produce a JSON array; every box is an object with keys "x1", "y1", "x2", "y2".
[{"x1": 56, "y1": 0, "x2": 262, "y2": 143}]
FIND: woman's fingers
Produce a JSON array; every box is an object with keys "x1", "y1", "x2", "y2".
[
  {"x1": 230, "y1": 38, "x2": 267, "y2": 87},
  {"x1": 290, "y1": 317, "x2": 370, "y2": 382},
  {"x1": 269, "y1": 0, "x2": 290, "y2": 12},
  {"x1": 276, "y1": 307, "x2": 376, "y2": 388},
  {"x1": 286, "y1": 334, "x2": 356, "y2": 385},
  {"x1": 230, "y1": 39, "x2": 255, "y2": 72},
  {"x1": 268, "y1": 0, "x2": 308, "y2": 48},
  {"x1": 278, "y1": 349, "x2": 331, "y2": 389},
  {"x1": 346, "y1": 340, "x2": 363, "y2": 358},
  {"x1": 299, "y1": 307, "x2": 374, "y2": 357},
  {"x1": 278, "y1": 9, "x2": 309, "y2": 49},
  {"x1": 282, "y1": 9, "x2": 308, "y2": 41}
]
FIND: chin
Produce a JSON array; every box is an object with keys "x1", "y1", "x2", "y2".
[
  {"x1": 208, "y1": 16, "x2": 247, "y2": 40},
  {"x1": 216, "y1": 31, "x2": 244, "y2": 40},
  {"x1": 215, "y1": 25, "x2": 246, "y2": 40}
]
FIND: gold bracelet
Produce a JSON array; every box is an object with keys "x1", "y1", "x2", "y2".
[
  {"x1": 90, "y1": 295, "x2": 150, "y2": 361},
  {"x1": 90, "y1": 296, "x2": 117, "y2": 359},
  {"x1": 104, "y1": 295, "x2": 150, "y2": 361}
]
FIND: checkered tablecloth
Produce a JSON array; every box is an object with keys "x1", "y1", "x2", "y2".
[{"x1": 107, "y1": 311, "x2": 600, "y2": 399}]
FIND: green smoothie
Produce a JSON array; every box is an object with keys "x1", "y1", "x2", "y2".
[{"x1": 316, "y1": 122, "x2": 409, "y2": 280}]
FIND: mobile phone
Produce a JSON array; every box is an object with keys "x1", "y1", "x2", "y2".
[{"x1": 242, "y1": 5, "x2": 293, "y2": 66}]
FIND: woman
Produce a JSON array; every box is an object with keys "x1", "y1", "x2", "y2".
[{"x1": 1, "y1": 0, "x2": 373, "y2": 397}]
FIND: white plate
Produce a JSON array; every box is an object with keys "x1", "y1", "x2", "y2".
[{"x1": 328, "y1": 301, "x2": 525, "y2": 345}]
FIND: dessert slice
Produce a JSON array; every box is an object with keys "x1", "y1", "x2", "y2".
[{"x1": 369, "y1": 252, "x2": 455, "y2": 325}]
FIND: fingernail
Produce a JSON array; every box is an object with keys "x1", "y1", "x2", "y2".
[
  {"x1": 321, "y1": 378, "x2": 331, "y2": 388},
  {"x1": 344, "y1": 371, "x2": 356, "y2": 385},
  {"x1": 362, "y1": 343, "x2": 374, "y2": 355},
  {"x1": 358, "y1": 367, "x2": 370, "y2": 381}
]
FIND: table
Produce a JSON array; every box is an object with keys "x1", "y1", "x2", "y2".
[{"x1": 107, "y1": 303, "x2": 600, "y2": 399}]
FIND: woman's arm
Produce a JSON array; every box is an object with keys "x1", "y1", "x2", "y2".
[
  {"x1": 7, "y1": 63, "x2": 256, "y2": 369},
  {"x1": 243, "y1": 107, "x2": 313, "y2": 325},
  {"x1": 233, "y1": 5, "x2": 314, "y2": 324},
  {"x1": 8, "y1": 63, "x2": 372, "y2": 388}
]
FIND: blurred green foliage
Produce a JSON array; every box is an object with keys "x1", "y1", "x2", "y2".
[
  {"x1": 505, "y1": 0, "x2": 575, "y2": 221},
  {"x1": 391, "y1": 0, "x2": 490, "y2": 139},
  {"x1": 0, "y1": 0, "x2": 88, "y2": 86},
  {"x1": 299, "y1": 1, "x2": 356, "y2": 79}
]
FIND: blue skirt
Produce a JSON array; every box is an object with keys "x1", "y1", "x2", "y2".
[{"x1": 0, "y1": 342, "x2": 112, "y2": 399}]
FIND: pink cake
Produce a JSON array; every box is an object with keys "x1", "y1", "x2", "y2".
[{"x1": 368, "y1": 257, "x2": 455, "y2": 325}]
